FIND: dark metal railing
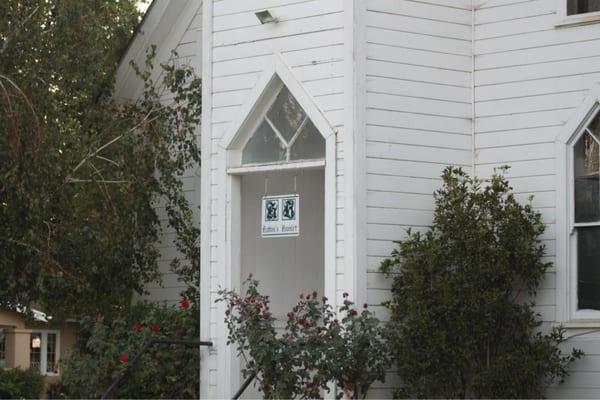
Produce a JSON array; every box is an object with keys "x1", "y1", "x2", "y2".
[
  {"x1": 232, "y1": 372, "x2": 257, "y2": 400},
  {"x1": 101, "y1": 338, "x2": 213, "y2": 400}
]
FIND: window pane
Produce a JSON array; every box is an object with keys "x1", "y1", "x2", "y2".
[
  {"x1": 0, "y1": 329, "x2": 5, "y2": 368},
  {"x1": 30, "y1": 333, "x2": 41, "y2": 371},
  {"x1": 266, "y1": 86, "x2": 306, "y2": 143},
  {"x1": 46, "y1": 333, "x2": 57, "y2": 373},
  {"x1": 588, "y1": 113, "x2": 600, "y2": 140},
  {"x1": 289, "y1": 120, "x2": 325, "y2": 161},
  {"x1": 242, "y1": 120, "x2": 286, "y2": 164},
  {"x1": 578, "y1": 226, "x2": 600, "y2": 310},
  {"x1": 568, "y1": 0, "x2": 600, "y2": 15},
  {"x1": 574, "y1": 133, "x2": 600, "y2": 222}
]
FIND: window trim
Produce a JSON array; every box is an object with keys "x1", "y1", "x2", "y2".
[
  {"x1": 0, "y1": 328, "x2": 5, "y2": 367},
  {"x1": 557, "y1": 84, "x2": 600, "y2": 323},
  {"x1": 30, "y1": 330, "x2": 60, "y2": 376},
  {"x1": 556, "y1": 0, "x2": 600, "y2": 27}
]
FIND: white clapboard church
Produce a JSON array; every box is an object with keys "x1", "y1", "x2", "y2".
[{"x1": 115, "y1": 0, "x2": 600, "y2": 397}]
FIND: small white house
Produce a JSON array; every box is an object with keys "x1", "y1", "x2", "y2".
[{"x1": 116, "y1": 0, "x2": 600, "y2": 397}]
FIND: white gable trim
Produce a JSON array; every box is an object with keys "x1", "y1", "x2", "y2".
[
  {"x1": 219, "y1": 53, "x2": 336, "y2": 151},
  {"x1": 115, "y1": 0, "x2": 201, "y2": 101},
  {"x1": 557, "y1": 83, "x2": 600, "y2": 144}
]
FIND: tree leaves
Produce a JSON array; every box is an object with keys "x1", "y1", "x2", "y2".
[{"x1": 0, "y1": 1, "x2": 201, "y2": 318}]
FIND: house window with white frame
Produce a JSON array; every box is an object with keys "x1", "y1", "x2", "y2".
[
  {"x1": 572, "y1": 112, "x2": 600, "y2": 311},
  {"x1": 567, "y1": 0, "x2": 600, "y2": 15},
  {"x1": 30, "y1": 331, "x2": 59, "y2": 374},
  {"x1": 0, "y1": 329, "x2": 5, "y2": 367}
]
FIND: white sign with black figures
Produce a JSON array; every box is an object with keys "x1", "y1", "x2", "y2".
[{"x1": 261, "y1": 194, "x2": 299, "y2": 237}]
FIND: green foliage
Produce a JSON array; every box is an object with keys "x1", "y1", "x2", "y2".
[
  {"x1": 381, "y1": 167, "x2": 583, "y2": 398},
  {"x1": 0, "y1": 367, "x2": 45, "y2": 399},
  {"x1": 218, "y1": 278, "x2": 391, "y2": 399},
  {"x1": 61, "y1": 301, "x2": 199, "y2": 399},
  {"x1": 0, "y1": 1, "x2": 201, "y2": 318}
]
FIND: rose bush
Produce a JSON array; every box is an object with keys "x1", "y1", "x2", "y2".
[
  {"x1": 61, "y1": 301, "x2": 199, "y2": 399},
  {"x1": 218, "y1": 278, "x2": 390, "y2": 399}
]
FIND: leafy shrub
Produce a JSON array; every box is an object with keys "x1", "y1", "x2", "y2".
[
  {"x1": 61, "y1": 300, "x2": 198, "y2": 399},
  {"x1": 0, "y1": 367, "x2": 45, "y2": 399},
  {"x1": 381, "y1": 167, "x2": 583, "y2": 398},
  {"x1": 218, "y1": 278, "x2": 390, "y2": 399}
]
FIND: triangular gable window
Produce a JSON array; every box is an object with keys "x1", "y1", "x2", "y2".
[{"x1": 241, "y1": 86, "x2": 325, "y2": 165}]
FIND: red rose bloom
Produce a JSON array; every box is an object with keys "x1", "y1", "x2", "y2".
[
  {"x1": 350, "y1": 309, "x2": 358, "y2": 316},
  {"x1": 133, "y1": 323, "x2": 143, "y2": 333},
  {"x1": 179, "y1": 299, "x2": 190, "y2": 309},
  {"x1": 151, "y1": 323, "x2": 161, "y2": 333},
  {"x1": 120, "y1": 354, "x2": 129, "y2": 363},
  {"x1": 363, "y1": 303, "x2": 369, "y2": 309},
  {"x1": 312, "y1": 291, "x2": 318, "y2": 299},
  {"x1": 322, "y1": 296, "x2": 328, "y2": 303},
  {"x1": 342, "y1": 292, "x2": 349, "y2": 298}
]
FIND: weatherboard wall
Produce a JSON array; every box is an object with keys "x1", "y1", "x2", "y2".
[
  {"x1": 202, "y1": 1, "x2": 346, "y2": 397},
  {"x1": 364, "y1": 2, "x2": 473, "y2": 395},
  {"x1": 474, "y1": 1, "x2": 600, "y2": 397},
  {"x1": 115, "y1": 0, "x2": 203, "y2": 305}
]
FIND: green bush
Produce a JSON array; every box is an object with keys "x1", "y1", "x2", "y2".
[
  {"x1": 61, "y1": 300, "x2": 198, "y2": 399},
  {"x1": 381, "y1": 167, "x2": 583, "y2": 398},
  {"x1": 0, "y1": 367, "x2": 45, "y2": 399}
]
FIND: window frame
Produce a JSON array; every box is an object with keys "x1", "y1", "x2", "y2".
[
  {"x1": 0, "y1": 329, "x2": 5, "y2": 367},
  {"x1": 556, "y1": 0, "x2": 600, "y2": 27},
  {"x1": 30, "y1": 330, "x2": 60, "y2": 376},
  {"x1": 557, "y1": 85, "x2": 600, "y2": 325},
  {"x1": 568, "y1": 106, "x2": 600, "y2": 319},
  {"x1": 227, "y1": 78, "x2": 327, "y2": 175}
]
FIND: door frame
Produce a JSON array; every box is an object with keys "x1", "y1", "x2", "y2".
[{"x1": 216, "y1": 54, "x2": 337, "y2": 395}]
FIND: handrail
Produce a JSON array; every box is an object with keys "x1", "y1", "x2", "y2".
[
  {"x1": 232, "y1": 372, "x2": 257, "y2": 400},
  {"x1": 101, "y1": 338, "x2": 213, "y2": 399}
]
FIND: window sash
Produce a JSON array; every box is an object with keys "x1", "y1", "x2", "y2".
[
  {"x1": 30, "y1": 331, "x2": 60, "y2": 375},
  {"x1": 570, "y1": 107, "x2": 600, "y2": 319}
]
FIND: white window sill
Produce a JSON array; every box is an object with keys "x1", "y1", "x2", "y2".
[
  {"x1": 556, "y1": 13, "x2": 600, "y2": 28},
  {"x1": 557, "y1": 321, "x2": 600, "y2": 329}
]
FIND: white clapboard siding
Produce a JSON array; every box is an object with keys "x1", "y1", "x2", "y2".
[
  {"x1": 205, "y1": 1, "x2": 345, "y2": 397},
  {"x1": 364, "y1": 2, "x2": 472, "y2": 396},
  {"x1": 474, "y1": 1, "x2": 600, "y2": 396},
  {"x1": 116, "y1": 1, "x2": 203, "y2": 305}
]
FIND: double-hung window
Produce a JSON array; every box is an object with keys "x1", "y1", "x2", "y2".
[
  {"x1": 30, "y1": 331, "x2": 59, "y2": 375},
  {"x1": 571, "y1": 111, "x2": 600, "y2": 314}
]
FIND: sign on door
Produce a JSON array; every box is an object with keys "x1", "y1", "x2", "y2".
[{"x1": 261, "y1": 194, "x2": 299, "y2": 237}]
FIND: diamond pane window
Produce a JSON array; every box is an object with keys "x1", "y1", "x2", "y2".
[
  {"x1": 242, "y1": 120, "x2": 286, "y2": 164},
  {"x1": 241, "y1": 86, "x2": 325, "y2": 165},
  {"x1": 290, "y1": 120, "x2": 325, "y2": 161}
]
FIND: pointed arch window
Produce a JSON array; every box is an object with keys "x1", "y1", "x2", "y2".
[
  {"x1": 241, "y1": 86, "x2": 325, "y2": 165},
  {"x1": 572, "y1": 112, "x2": 600, "y2": 311}
]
